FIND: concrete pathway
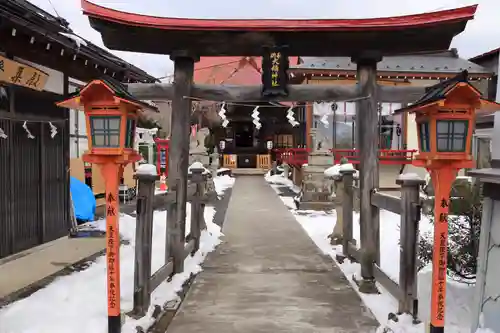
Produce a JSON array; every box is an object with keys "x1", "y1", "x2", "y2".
[
  {"x1": 166, "y1": 176, "x2": 378, "y2": 333},
  {"x1": 0, "y1": 199, "x2": 139, "y2": 305},
  {"x1": 0, "y1": 237, "x2": 105, "y2": 303}
]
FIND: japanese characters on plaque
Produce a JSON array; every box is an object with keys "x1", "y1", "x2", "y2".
[
  {"x1": 435, "y1": 197, "x2": 450, "y2": 322},
  {"x1": 106, "y1": 192, "x2": 118, "y2": 312},
  {"x1": 262, "y1": 46, "x2": 289, "y2": 97},
  {"x1": 438, "y1": 198, "x2": 449, "y2": 223},
  {"x1": 160, "y1": 149, "x2": 167, "y2": 168},
  {"x1": 0, "y1": 55, "x2": 48, "y2": 91}
]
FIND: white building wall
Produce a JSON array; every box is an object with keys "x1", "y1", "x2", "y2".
[
  {"x1": 68, "y1": 81, "x2": 87, "y2": 159},
  {"x1": 402, "y1": 79, "x2": 441, "y2": 178}
]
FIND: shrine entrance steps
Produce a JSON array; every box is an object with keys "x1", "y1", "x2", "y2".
[
  {"x1": 165, "y1": 176, "x2": 378, "y2": 333},
  {"x1": 230, "y1": 168, "x2": 267, "y2": 176}
]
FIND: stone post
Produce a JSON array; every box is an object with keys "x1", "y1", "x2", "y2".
[
  {"x1": 189, "y1": 127, "x2": 210, "y2": 166},
  {"x1": 396, "y1": 176, "x2": 425, "y2": 317},
  {"x1": 189, "y1": 168, "x2": 206, "y2": 254},
  {"x1": 300, "y1": 150, "x2": 335, "y2": 210},
  {"x1": 282, "y1": 163, "x2": 290, "y2": 179},
  {"x1": 132, "y1": 171, "x2": 158, "y2": 317},
  {"x1": 340, "y1": 169, "x2": 355, "y2": 258},
  {"x1": 469, "y1": 178, "x2": 500, "y2": 329},
  {"x1": 468, "y1": 111, "x2": 500, "y2": 332}
]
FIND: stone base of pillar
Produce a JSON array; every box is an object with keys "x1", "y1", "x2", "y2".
[
  {"x1": 299, "y1": 150, "x2": 335, "y2": 211},
  {"x1": 355, "y1": 278, "x2": 380, "y2": 294},
  {"x1": 206, "y1": 152, "x2": 220, "y2": 177},
  {"x1": 189, "y1": 150, "x2": 210, "y2": 167}
]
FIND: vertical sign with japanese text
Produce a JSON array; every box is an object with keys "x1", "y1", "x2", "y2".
[
  {"x1": 0, "y1": 55, "x2": 48, "y2": 91},
  {"x1": 431, "y1": 195, "x2": 450, "y2": 329},
  {"x1": 262, "y1": 46, "x2": 289, "y2": 97},
  {"x1": 106, "y1": 185, "x2": 121, "y2": 316}
]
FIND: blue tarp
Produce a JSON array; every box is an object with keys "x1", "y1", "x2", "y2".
[{"x1": 70, "y1": 176, "x2": 96, "y2": 222}]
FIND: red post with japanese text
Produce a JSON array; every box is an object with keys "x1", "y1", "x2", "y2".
[
  {"x1": 101, "y1": 163, "x2": 123, "y2": 330},
  {"x1": 428, "y1": 167, "x2": 458, "y2": 333}
]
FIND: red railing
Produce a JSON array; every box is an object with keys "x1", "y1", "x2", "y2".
[
  {"x1": 274, "y1": 148, "x2": 310, "y2": 167},
  {"x1": 273, "y1": 148, "x2": 417, "y2": 166},
  {"x1": 330, "y1": 149, "x2": 417, "y2": 165}
]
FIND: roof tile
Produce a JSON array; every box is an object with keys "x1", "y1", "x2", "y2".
[{"x1": 294, "y1": 51, "x2": 491, "y2": 75}]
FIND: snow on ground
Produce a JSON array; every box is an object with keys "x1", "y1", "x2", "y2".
[
  {"x1": 214, "y1": 175, "x2": 235, "y2": 196},
  {"x1": 324, "y1": 163, "x2": 359, "y2": 179},
  {"x1": 136, "y1": 163, "x2": 157, "y2": 176},
  {"x1": 264, "y1": 171, "x2": 301, "y2": 193},
  {"x1": 188, "y1": 162, "x2": 211, "y2": 175},
  {"x1": 266, "y1": 178, "x2": 479, "y2": 333},
  {"x1": 0, "y1": 175, "x2": 235, "y2": 333},
  {"x1": 154, "y1": 189, "x2": 168, "y2": 195},
  {"x1": 155, "y1": 170, "x2": 234, "y2": 196}
]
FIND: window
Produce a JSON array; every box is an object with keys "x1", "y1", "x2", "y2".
[
  {"x1": 436, "y1": 120, "x2": 468, "y2": 152},
  {"x1": 419, "y1": 122, "x2": 430, "y2": 152},
  {"x1": 90, "y1": 116, "x2": 121, "y2": 148},
  {"x1": 125, "y1": 118, "x2": 136, "y2": 148}
]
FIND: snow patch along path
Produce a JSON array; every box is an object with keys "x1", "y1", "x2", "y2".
[
  {"x1": 0, "y1": 176, "x2": 235, "y2": 333},
  {"x1": 265, "y1": 174, "x2": 480, "y2": 333}
]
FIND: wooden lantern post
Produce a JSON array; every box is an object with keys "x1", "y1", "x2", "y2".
[
  {"x1": 57, "y1": 79, "x2": 154, "y2": 333},
  {"x1": 394, "y1": 71, "x2": 500, "y2": 333}
]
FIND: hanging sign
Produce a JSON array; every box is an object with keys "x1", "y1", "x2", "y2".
[
  {"x1": 261, "y1": 46, "x2": 289, "y2": 97},
  {"x1": 160, "y1": 149, "x2": 167, "y2": 168},
  {"x1": 0, "y1": 55, "x2": 49, "y2": 91}
]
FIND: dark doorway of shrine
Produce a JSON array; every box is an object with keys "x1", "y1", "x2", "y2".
[
  {"x1": 233, "y1": 122, "x2": 254, "y2": 148},
  {"x1": 214, "y1": 103, "x2": 306, "y2": 169},
  {"x1": 232, "y1": 121, "x2": 259, "y2": 168}
]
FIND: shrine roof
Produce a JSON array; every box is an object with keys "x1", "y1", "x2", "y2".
[
  {"x1": 81, "y1": 1, "x2": 478, "y2": 57},
  {"x1": 293, "y1": 50, "x2": 492, "y2": 78},
  {"x1": 395, "y1": 70, "x2": 500, "y2": 114},
  {"x1": 0, "y1": 0, "x2": 156, "y2": 83},
  {"x1": 193, "y1": 56, "x2": 299, "y2": 85},
  {"x1": 469, "y1": 47, "x2": 500, "y2": 63},
  {"x1": 61, "y1": 78, "x2": 158, "y2": 112}
]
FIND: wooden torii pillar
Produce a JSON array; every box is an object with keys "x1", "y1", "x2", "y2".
[
  {"x1": 353, "y1": 52, "x2": 381, "y2": 293},
  {"x1": 166, "y1": 54, "x2": 198, "y2": 274}
]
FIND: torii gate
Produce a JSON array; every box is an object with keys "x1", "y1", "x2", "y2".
[{"x1": 81, "y1": 0, "x2": 477, "y2": 306}]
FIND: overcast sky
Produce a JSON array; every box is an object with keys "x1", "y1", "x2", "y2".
[{"x1": 28, "y1": 0, "x2": 500, "y2": 79}]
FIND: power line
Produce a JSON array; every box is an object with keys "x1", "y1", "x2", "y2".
[{"x1": 46, "y1": 0, "x2": 60, "y2": 18}]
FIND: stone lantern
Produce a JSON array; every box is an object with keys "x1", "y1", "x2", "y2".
[
  {"x1": 394, "y1": 71, "x2": 500, "y2": 333},
  {"x1": 57, "y1": 78, "x2": 156, "y2": 333}
]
